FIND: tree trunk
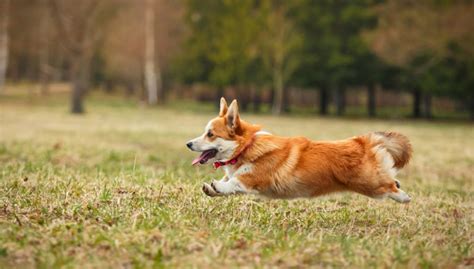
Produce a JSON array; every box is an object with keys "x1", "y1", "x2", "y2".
[
  {"x1": 144, "y1": 0, "x2": 161, "y2": 105},
  {"x1": 269, "y1": 87, "x2": 275, "y2": 108},
  {"x1": 282, "y1": 87, "x2": 290, "y2": 113},
  {"x1": 469, "y1": 97, "x2": 474, "y2": 121},
  {"x1": 412, "y1": 89, "x2": 422, "y2": 118},
  {"x1": 367, "y1": 83, "x2": 376, "y2": 117},
  {"x1": 250, "y1": 86, "x2": 261, "y2": 113},
  {"x1": 239, "y1": 86, "x2": 250, "y2": 112},
  {"x1": 320, "y1": 87, "x2": 329, "y2": 115},
  {"x1": 104, "y1": 79, "x2": 115, "y2": 93},
  {"x1": 213, "y1": 87, "x2": 223, "y2": 111},
  {"x1": 216, "y1": 87, "x2": 224, "y2": 102},
  {"x1": 0, "y1": 0, "x2": 10, "y2": 94},
  {"x1": 272, "y1": 67, "x2": 284, "y2": 115},
  {"x1": 39, "y1": 0, "x2": 50, "y2": 95},
  {"x1": 335, "y1": 86, "x2": 346, "y2": 116},
  {"x1": 253, "y1": 91, "x2": 261, "y2": 113},
  {"x1": 71, "y1": 83, "x2": 85, "y2": 114},
  {"x1": 49, "y1": 0, "x2": 104, "y2": 113},
  {"x1": 125, "y1": 82, "x2": 134, "y2": 97},
  {"x1": 422, "y1": 93, "x2": 432, "y2": 119},
  {"x1": 70, "y1": 54, "x2": 90, "y2": 114}
]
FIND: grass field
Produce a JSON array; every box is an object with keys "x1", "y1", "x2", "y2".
[{"x1": 0, "y1": 91, "x2": 473, "y2": 268}]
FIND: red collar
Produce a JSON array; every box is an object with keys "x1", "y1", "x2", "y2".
[{"x1": 213, "y1": 156, "x2": 239, "y2": 169}]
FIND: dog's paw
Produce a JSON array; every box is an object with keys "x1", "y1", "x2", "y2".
[{"x1": 202, "y1": 182, "x2": 219, "y2": 197}]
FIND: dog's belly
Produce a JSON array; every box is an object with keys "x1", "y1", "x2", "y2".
[
  {"x1": 239, "y1": 135, "x2": 370, "y2": 199},
  {"x1": 256, "y1": 173, "x2": 343, "y2": 199}
]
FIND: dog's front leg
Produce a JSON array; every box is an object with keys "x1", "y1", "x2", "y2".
[
  {"x1": 202, "y1": 177, "x2": 247, "y2": 197},
  {"x1": 202, "y1": 175, "x2": 226, "y2": 197}
]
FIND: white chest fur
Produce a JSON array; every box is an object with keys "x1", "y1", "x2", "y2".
[{"x1": 223, "y1": 163, "x2": 253, "y2": 179}]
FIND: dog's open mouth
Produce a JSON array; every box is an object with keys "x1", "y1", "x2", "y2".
[{"x1": 192, "y1": 149, "x2": 218, "y2": 165}]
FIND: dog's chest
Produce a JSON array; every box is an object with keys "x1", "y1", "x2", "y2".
[{"x1": 223, "y1": 163, "x2": 252, "y2": 178}]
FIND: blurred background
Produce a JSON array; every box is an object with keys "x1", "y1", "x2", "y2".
[
  {"x1": 1, "y1": 2, "x2": 473, "y2": 267},
  {"x1": 1, "y1": 0, "x2": 473, "y2": 120}
]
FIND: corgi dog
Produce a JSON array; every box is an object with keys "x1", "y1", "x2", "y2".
[{"x1": 186, "y1": 98, "x2": 412, "y2": 203}]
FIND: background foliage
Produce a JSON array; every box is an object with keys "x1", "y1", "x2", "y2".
[{"x1": 1, "y1": 0, "x2": 473, "y2": 119}]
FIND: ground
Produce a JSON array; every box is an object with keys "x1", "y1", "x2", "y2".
[{"x1": 0, "y1": 89, "x2": 473, "y2": 268}]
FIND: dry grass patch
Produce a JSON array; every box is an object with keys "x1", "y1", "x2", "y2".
[{"x1": 0, "y1": 95, "x2": 473, "y2": 268}]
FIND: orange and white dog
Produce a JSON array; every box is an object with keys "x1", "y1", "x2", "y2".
[{"x1": 186, "y1": 98, "x2": 412, "y2": 203}]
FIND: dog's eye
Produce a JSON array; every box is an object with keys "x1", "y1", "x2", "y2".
[{"x1": 207, "y1": 131, "x2": 213, "y2": 138}]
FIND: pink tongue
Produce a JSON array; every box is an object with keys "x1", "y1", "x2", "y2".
[
  {"x1": 192, "y1": 150, "x2": 216, "y2": 166},
  {"x1": 192, "y1": 155, "x2": 205, "y2": 165}
]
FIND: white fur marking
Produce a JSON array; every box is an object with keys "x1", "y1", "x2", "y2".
[
  {"x1": 222, "y1": 163, "x2": 252, "y2": 180},
  {"x1": 234, "y1": 163, "x2": 253, "y2": 177},
  {"x1": 209, "y1": 163, "x2": 256, "y2": 195},
  {"x1": 188, "y1": 119, "x2": 238, "y2": 163},
  {"x1": 212, "y1": 177, "x2": 251, "y2": 194},
  {"x1": 372, "y1": 144, "x2": 397, "y2": 178},
  {"x1": 388, "y1": 189, "x2": 411, "y2": 203},
  {"x1": 205, "y1": 120, "x2": 214, "y2": 132},
  {"x1": 255, "y1": 130, "x2": 272, "y2": 136},
  {"x1": 214, "y1": 137, "x2": 238, "y2": 161}
]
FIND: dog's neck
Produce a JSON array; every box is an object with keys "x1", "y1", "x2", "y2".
[{"x1": 213, "y1": 131, "x2": 271, "y2": 169}]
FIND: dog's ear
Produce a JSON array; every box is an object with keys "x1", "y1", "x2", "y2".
[
  {"x1": 226, "y1": 99, "x2": 240, "y2": 132},
  {"x1": 219, "y1": 97, "x2": 228, "y2": 117}
]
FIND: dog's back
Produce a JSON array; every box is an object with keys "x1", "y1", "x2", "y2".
[{"x1": 238, "y1": 132, "x2": 412, "y2": 202}]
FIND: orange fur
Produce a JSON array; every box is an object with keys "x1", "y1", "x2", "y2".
[
  {"x1": 197, "y1": 98, "x2": 413, "y2": 202},
  {"x1": 240, "y1": 133, "x2": 409, "y2": 198}
]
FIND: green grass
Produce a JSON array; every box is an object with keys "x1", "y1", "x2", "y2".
[{"x1": 0, "y1": 90, "x2": 473, "y2": 268}]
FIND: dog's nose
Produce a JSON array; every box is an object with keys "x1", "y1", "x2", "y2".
[{"x1": 186, "y1": 142, "x2": 193, "y2": 149}]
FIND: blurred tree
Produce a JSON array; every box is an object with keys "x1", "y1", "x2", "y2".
[
  {"x1": 403, "y1": 52, "x2": 435, "y2": 118},
  {"x1": 421, "y1": 44, "x2": 474, "y2": 120},
  {"x1": 177, "y1": 0, "x2": 262, "y2": 110},
  {"x1": 260, "y1": 1, "x2": 303, "y2": 115},
  {"x1": 9, "y1": 0, "x2": 46, "y2": 83},
  {"x1": 38, "y1": 0, "x2": 51, "y2": 95},
  {"x1": 353, "y1": 51, "x2": 386, "y2": 117},
  {"x1": 368, "y1": 0, "x2": 474, "y2": 118},
  {"x1": 208, "y1": 0, "x2": 262, "y2": 110},
  {"x1": 144, "y1": 0, "x2": 161, "y2": 105},
  {"x1": 289, "y1": 0, "x2": 380, "y2": 115},
  {"x1": 50, "y1": 0, "x2": 117, "y2": 113},
  {"x1": 0, "y1": 0, "x2": 10, "y2": 93},
  {"x1": 100, "y1": 1, "x2": 144, "y2": 96},
  {"x1": 100, "y1": 0, "x2": 184, "y2": 100},
  {"x1": 4, "y1": 0, "x2": 471, "y2": 120}
]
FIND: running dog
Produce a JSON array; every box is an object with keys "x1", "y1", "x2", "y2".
[{"x1": 186, "y1": 98, "x2": 412, "y2": 203}]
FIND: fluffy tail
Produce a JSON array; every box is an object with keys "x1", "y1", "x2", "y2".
[{"x1": 370, "y1": 132, "x2": 412, "y2": 169}]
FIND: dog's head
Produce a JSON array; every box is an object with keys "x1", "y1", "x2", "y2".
[{"x1": 186, "y1": 97, "x2": 259, "y2": 165}]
